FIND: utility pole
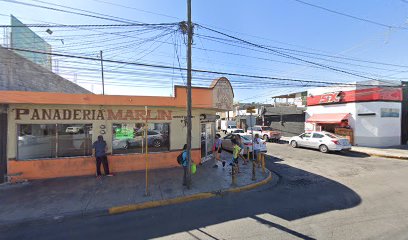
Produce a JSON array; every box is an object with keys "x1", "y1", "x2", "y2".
[
  {"x1": 100, "y1": 50, "x2": 105, "y2": 95},
  {"x1": 185, "y1": 0, "x2": 193, "y2": 189}
]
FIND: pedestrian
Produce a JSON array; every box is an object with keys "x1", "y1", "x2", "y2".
[
  {"x1": 92, "y1": 135, "x2": 113, "y2": 178},
  {"x1": 253, "y1": 133, "x2": 262, "y2": 163},
  {"x1": 213, "y1": 134, "x2": 223, "y2": 168},
  {"x1": 180, "y1": 144, "x2": 188, "y2": 186},
  {"x1": 235, "y1": 134, "x2": 247, "y2": 165},
  {"x1": 231, "y1": 139, "x2": 241, "y2": 174}
]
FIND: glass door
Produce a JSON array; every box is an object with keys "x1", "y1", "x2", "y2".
[{"x1": 200, "y1": 123, "x2": 215, "y2": 163}]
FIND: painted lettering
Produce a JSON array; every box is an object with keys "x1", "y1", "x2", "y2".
[
  {"x1": 134, "y1": 110, "x2": 146, "y2": 121},
  {"x1": 107, "y1": 110, "x2": 123, "y2": 120},
  {"x1": 73, "y1": 109, "x2": 81, "y2": 120},
  {"x1": 83, "y1": 110, "x2": 91, "y2": 120},
  {"x1": 31, "y1": 109, "x2": 40, "y2": 120},
  {"x1": 158, "y1": 110, "x2": 172, "y2": 120},
  {"x1": 63, "y1": 109, "x2": 72, "y2": 120},
  {"x1": 53, "y1": 110, "x2": 61, "y2": 120},
  {"x1": 42, "y1": 109, "x2": 52, "y2": 120},
  {"x1": 15, "y1": 108, "x2": 29, "y2": 120},
  {"x1": 146, "y1": 110, "x2": 157, "y2": 120},
  {"x1": 96, "y1": 110, "x2": 104, "y2": 120},
  {"x1": 92, "y1": 110, "x2": 96, "y2": 120},
  {"x1": 124, "y1": 110, "x2": 135, "y2": 120}
]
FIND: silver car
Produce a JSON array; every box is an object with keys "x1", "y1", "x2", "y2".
[{"x1": 289, "y1": 131, "x2": 351, "y2": 153}]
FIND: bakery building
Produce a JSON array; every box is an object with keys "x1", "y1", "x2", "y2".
[
  {"x1": 0, "y1": 77, "x2": 233, "y2": 182},
  {"x1": 305, "y1": 81, "x2": 404, "y2": 147}
]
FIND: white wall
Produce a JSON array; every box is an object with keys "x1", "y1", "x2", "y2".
[
  {"x1": 355, "y1": 102, "x2": 401, "y2": 147},
  {"x1": 306, "y1": 102, "x2": 401, "y2": 147}
]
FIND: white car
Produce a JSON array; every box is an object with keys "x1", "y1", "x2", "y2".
[
  {"x1": 289, "y1": 131, "x2": 351, "y2": 153},
  {"x1": 225, "y1": 125, "x2": 239, "y2": 134},
  {"x1": 231, "y1": 129, "x2": 245, "y2": 135}
]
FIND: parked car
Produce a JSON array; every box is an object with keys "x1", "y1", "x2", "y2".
[
  {"x1": 220, "y1": 120, "x2": 236, "y2": 133},
  {"x1": 221, "y1": 134, "x2": 267, "y2": 154},
  {"x1": 65, "y1": 126, "x2": 83, "y2": 134},
  {"x1": 247, "y1": 125, "x2": 281, "y2": 142},
  {"x1": 231, "y1": 129, "x2": 245, "y2": 135},
  {"x1": 289, "y1": 131, "x2": 351, "y2": 153},
  {"x1": 113, "y1": 130, "x2": 165, "y2": 150},
  {"x1": 18, "y1": 135, "x2": 37, "y2": 145},
  {"x1": 225, "y1": 125, "x2": 239, "y2": 134}
]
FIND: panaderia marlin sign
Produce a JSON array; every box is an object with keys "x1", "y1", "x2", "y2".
[{"x1": 14, "y1": 108, "x2": 173, "y2": 121}]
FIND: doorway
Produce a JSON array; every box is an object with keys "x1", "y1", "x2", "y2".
[{"x1": 200, "y1": 122, "x2": 215, "y2": 163}]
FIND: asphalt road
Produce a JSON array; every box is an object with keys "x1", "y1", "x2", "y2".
[{"x1": 2, "y1": 143, "x2": 408, "y2": 239}]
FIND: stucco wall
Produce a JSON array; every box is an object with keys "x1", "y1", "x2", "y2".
[
  {"x1": 306, "y1": 102, "x2": 401, "y2": 147},
  {"x1": 6, "y1": 103, "x2": 216, "y2": 180}
]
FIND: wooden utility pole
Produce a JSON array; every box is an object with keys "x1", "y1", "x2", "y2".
[
  {"x1": 100, "y1": 50, "x2": 105, "y2": 95},
  {"x1": 186, "y1": 0, "x2": 193, "y2": 188}
]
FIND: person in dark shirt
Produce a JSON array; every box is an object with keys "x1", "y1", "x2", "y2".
[{"x1": 92, "y1": 135, "x2": 113, "y2": 178}]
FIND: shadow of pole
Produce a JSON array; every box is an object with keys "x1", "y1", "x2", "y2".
[{"x1": 251, "y1": 215, "x2": 316, "y2": 240}]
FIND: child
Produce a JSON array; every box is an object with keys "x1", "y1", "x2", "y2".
[
  {"x1": 231, "y1": 139, "x2": 241, "y2": 174},
  {"x1": 253, "y1": 134, "x2": 261, "y2": 163}
]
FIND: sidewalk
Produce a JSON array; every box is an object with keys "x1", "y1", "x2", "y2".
[
  {"x1": 351, "y1": 145, "x2": 408, "y2": 159},
  {"x1": 0, "y1": 152, "x2": 271, "y2": 226}
]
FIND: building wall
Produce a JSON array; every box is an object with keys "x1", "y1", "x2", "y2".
[
  {"x1": 306, "y1": 102, "x2": 401, "y2": 147},
  {"x1": 0, "y1": 46, "x2": 91, "y2": 94},
  {"x1": 354, "y1": 102, "x2": 401, "y2": 147},
  {"x1": 6, "y1": 104, "x2": 215, "y2": 180}
]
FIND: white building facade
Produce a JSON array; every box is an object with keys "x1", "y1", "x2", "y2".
[{"x1": 306, "y1": 82, "x2": 403, "y2": 147}]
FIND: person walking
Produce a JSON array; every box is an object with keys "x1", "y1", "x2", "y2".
[
  {"x1": 235, "y1": 134, "x2": 247, "y2": 165},
  {"x1": 231, "y1": 139, "x2": 241, "y2": 174},
  {"x1": 92, "y1": 135, "x2": 113, "y2": 178},
  {"x1": 180, "y1": 144, "x2": 188, "y2": 186},
  {"x1": 253, "y1": 134, "x2": 262, "y2": 163},
  {"x1": 213, "y1": 134, "x2": 223, "y2": 168}
]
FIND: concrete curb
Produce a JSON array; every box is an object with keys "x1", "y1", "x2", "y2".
[
  {"x1": 350, "y1": 150, "x2": 408, "y2": 160},
  {"x1": 109, "y1": 170, "x2": 273, "y2": 215}
]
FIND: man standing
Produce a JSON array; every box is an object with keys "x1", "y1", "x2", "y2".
[
  {"x1": 92, "y1": 135, "x2": 113, "y2": 178},
  {"x1": 181, "y1": 144, "x2": 188, "y2": 186}
]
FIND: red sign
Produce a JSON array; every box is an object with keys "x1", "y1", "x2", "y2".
[
  {"x1": 318, "y1": 91, "x2": 343, "y2": 104},
  {"x1": 308, "y1": 87, "x2": 402, "y2": 106}
]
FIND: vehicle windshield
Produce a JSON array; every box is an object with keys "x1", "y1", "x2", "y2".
[
  {"x1": 325, "y1": 133, "x2": 338, "y2": 138},
  {"x1": 240, "y1": 135, "x2": 251, "y2": 141},
  {"x1": 261, "y1": 127, "x2": 272, "y2": 130},
  {"x1": 233, "y1": 130, "x2": 244, "y2": 133}
]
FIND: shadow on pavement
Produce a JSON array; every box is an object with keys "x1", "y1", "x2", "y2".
[{"x1": 1, "y1": 155, "x2": 362, "y2": 240}]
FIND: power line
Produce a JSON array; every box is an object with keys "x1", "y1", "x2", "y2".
[
  {"x1": 197, "y1": 24, "x2": 396, "y2": 82},
  {"x1": 291, "y1": 0, "x2": 407, "y2": 30},
  {"x1": 5, "y1": 47, "x2": 403, "y2": 88}
]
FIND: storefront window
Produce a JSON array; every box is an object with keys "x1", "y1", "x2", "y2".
[
  {"x1": 17, "y1": 124, "x2": 92, "y2": 160},
  {"x1": 112, "y1": 123, "x2": 170, "y2": 155},
  {"x1": 57, "y1": 124, "x2": 93, "y2": 157},
  {"x1": 17, "y1": 124, "x2": 57, "y2": 160}
]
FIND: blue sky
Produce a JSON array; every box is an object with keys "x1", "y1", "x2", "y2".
[{"x1": 1, "y1": 0, "x2": 408, "y2": 103}]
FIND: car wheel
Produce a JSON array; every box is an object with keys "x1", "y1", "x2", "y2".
[
  {"x1": 319, "y1": 144, "x2": 329, "y2": 153},
  {"x1": 124, "y1": 142, "x2": 129, "y2": 150},
  {"x1": 153, "y1": 139, "x2": 161, "y2": 148},
  {"x1": 290, "y1": 140, "x2": 297, "y2": 148}
]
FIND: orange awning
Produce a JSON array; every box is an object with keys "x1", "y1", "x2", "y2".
[{"x1": 306, "y1": 113, "x2": 350, "y2": 124}]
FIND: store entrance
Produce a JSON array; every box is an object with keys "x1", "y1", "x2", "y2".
[{"x1": 200, "y1": 123, "x2": 215, "y2": 163}]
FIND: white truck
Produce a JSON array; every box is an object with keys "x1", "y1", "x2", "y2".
[
  {"x1": 247, "y1": 125, "x2": 281, "y2": 142},
  {"x1": 220, "y1": 120, "x2": 237, "y2": 134}
]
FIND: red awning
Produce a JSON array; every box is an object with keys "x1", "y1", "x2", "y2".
[{"x1": 306, "y1": 113, "x2": 350, "y2": 124}]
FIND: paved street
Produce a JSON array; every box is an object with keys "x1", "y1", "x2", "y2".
[{"x1": 2, "y1": 142, "x2": 408, "y2": 239}]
